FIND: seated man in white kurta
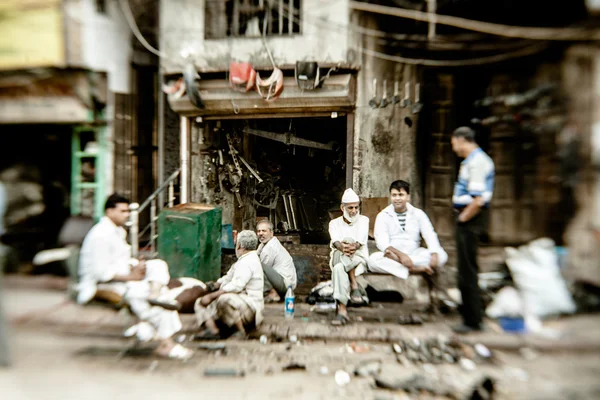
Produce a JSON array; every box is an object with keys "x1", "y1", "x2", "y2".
[
  {"x1": 368, "y1": 180, "x2": 448, "y2": 278},
  {"x1": 194, "y1": 230, "x2": 264, "y2": 339},
  {"x1": 256, "y1": 220, "x2": 297, "y2": 303},
  {"x1": 328, "y1": 188, "x2": 369, "y2": 326},
  {"x1": 77, "y1": 194, "x2": 192, "y2": 360}
]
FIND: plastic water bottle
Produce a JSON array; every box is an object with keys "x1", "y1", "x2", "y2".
[{"x1": 284, "y1": 285, "x2": 295, "y2": 320}]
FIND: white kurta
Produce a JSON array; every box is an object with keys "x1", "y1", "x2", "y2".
[
  {"x1": 369, "y1": 203, "x2": 448, "y2": 279},
  {"x1": 78, "y1": 217, "x2": 181, "y2": 341},
  {"x1": 217, "y1": 250, "x2": 264, "y2": 325},
  {"x1": 328, "y1": 215, "x2": 370, "y2": 275},
  {"x1": 257, "y1": 237, "x2": 297, "y2": 289}
]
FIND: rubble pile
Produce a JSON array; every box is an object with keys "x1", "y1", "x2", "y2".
[{"x1": 392, "y1": 336, "x2": 491, "y2": 367}]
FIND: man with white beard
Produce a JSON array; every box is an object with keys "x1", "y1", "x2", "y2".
[{"x1": 328, "y1": 188, "x2": 369, "y2": 325}]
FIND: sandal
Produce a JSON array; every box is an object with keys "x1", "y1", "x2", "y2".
[
  {"x1": 331, "y1": 313, "x2": 350, "y2": 326},
  {"x1": 159, "y1": 343, "x2": 193, "y2": 360},
  {"x1": 193, "y1": 329, "x2": 222, "y2": 341},
  {"x1": 350, "y1": 288, "x2": 364, "y2": 304},
  {"x1": 264, "y1": 294, "x2": 281, "y2": 303}
]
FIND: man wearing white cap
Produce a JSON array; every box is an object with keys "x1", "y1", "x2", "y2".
[{"x1": 328, "y1": 188, "x2": 369, "y2": 325}]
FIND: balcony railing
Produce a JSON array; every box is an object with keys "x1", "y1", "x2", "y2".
[{"x1": 205, "y1": 0, "x2": 302, "y2": 39}]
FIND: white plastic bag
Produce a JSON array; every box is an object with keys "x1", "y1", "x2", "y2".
[
  {"x1": 504, "y1": 238, "x2": 576, "y2": 318},
  {"x1": 486, "y1": 286, "x2": 524, "y2": 318}
]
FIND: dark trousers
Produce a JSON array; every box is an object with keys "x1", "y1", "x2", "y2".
[{"x1": 456, "y1": 209, "x2": 488, "y2": 327}]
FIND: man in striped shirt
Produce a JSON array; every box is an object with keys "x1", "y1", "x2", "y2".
[
  {"x1": 451, "y1": 126, "x2": 495, "y2": 333},
  {"x1": 369, "y1": 180, "x2": 448, "y2": 279}
]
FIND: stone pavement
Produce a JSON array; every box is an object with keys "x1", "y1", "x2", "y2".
[
  {"x1": 2, "y1": 275, "x2": 600, "y2": 400},
  {"x1": 3, "y1": 274, "x2": 600, "y2": 353}
]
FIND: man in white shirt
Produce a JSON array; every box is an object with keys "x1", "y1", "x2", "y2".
[
  {"x1": 256, "y1": 220, "x2": 297, "y2": 302},
  {"x1": 369, "y1": 180, "x2": 448, "y2": 279},
  {"x1": 194, "y1": 230, "x2": 264, "y2": 339},
  {"x1": 328, "y1": 188, "x2": 369, "y2": 325},
  {"x1": 78, "y1": 194, "x2": 192, "y2": 360}
]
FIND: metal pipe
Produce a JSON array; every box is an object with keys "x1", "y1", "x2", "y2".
[
  {"x1": 158, "y1": 82, "x2": 165, "y2": 209},
  {"x1": 138, "y1": 169, "x2": 180, "y2": 212},
  {"x1": 282, "y1": 194, "x2": 291, "y2": 228},
  {"x1": 288, "y1": 0, "x2": 293, "y2": 34},
  {"x1": 288, "y1": 194, "x2": 298, "y2": 230},
  {"x1": 150, "y1": 199, "x2": 157, "y2": 255},
  {"x1": 129, "y1": 202, "x2": 140, "y2": 258},
  {"x1": 168, "y1": 180, "x2": 175, "y2": 208},
  {"x1": 180, "y1": 116, "x2": 190, "y2": 203},
  {"x1": 427, "y1": 0, "x2": 437, "y2": 39}
]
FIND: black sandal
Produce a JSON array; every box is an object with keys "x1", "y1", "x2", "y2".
[{"x1": 193, "y1": 329, "x2": 221, "y2": 341}]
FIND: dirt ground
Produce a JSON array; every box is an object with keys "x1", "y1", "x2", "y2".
[{"x1": 1, "y1": 276, "x2": 600, "y2": 400}]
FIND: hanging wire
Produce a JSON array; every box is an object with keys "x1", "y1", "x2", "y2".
[
  {"x1": 279, "y1": 2, "x2": 549, "y2": 67},
  {"x1": 118, "y1": 0, "x2": 167, "y2": 58},
  {"x1": 348, "y1": 1, "x2": 600, "y2": 41}
]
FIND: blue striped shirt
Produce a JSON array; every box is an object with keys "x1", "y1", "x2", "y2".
[{"x1": 453, "y1": 148, "x2": 495, "y2": 208}]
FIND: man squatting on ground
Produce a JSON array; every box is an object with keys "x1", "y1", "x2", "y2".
[
  {"x1": 77, "y1": 194, "x2": 192, "y2": 360},
  {"x1": 194, "y1": 230, "x2": 264, "y2": 339},
  {"x1": 368, "y1": 180, "x2": 448, "y2": 279},
  {"x1": 256, "y1": 220, "x2": 297, "y2": 303},
  {"x1": 328, "y1": 188, "x2": 370, "y2": 326},
  {"x1": 451, "y1": 126, "x2": 495, "y2": 333}
]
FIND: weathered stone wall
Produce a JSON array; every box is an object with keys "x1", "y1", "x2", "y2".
[
  {"x1": 350, "y1": 12, "x2": 423, "y2": 207},
  {"x1": 563, "y1": 46, "x2": 600, "y2": 286},
  {"x1": 159, "y1": 0, "x2": 350, "y2": 74}
]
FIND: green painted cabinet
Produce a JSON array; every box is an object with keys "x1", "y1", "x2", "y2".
[{"x1": 157, "y1": 204, "x2": 222, "y2": 282}]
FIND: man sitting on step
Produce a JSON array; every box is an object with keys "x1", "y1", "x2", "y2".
[
  {"x1": 194, "y1": 230, "x2": 264, "y2": 339},
  {"x1": 256, "y1": 220, "x2": 297, "y2": 303},
  {"x1": 368, "y1": 180, "x2": 448, "y2": 279},
  {"x1": 329, "y1": 188, "x2": 370, "y2": 326},
  {"x1": 77, "y1": 194, "x2": 192, "y2": 360}
]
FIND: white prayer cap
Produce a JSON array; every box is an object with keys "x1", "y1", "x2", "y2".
[{"x1": 341, "y1": 188, "x2": 360, "y2": 204}]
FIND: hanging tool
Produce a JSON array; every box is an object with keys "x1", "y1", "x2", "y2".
[
  {"x1": 183, "y1": 62, "x2": 205, "y2": 109},
  {"x1": 238, "y1": 155, "x2": 263, "y2": 183},
  {"x1": 243, "y1": 128, "x2": 334, "y2": 151},
  {"x1": 401, "y1": 82, "x2": 412, "y2": 108},
  {"x1": 392, "y1": 81, "x2": 401, "y2": 105},
  {"x1": 369, "y1": 78, "x2": 379, "y2": 108},
  {"x1": 412, "y1": 83, "x2": 423, "y2": 114},
  {"x1": 225, "y1": 133, "x2": 243, "y2": 177},
  {"x1": 282, "y1": 193, "x2": 292, "y2": 229},
  {"x1": 288, "y1": 194, "x2": 299, "y2": 231},
  {"x1": 380, "y1": 80, "x2": 389, "y2": 108}
]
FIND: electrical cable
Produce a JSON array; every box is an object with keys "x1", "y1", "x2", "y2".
[
  {"x1": 279, "y1": 3, "x2": 550, "y2": 67},
  {"x1": 118, "y1": 0, "x2": 167, "y2": 58},
  {"x1": 348, "y1": 1, "x2": 600, "y2": 41}
]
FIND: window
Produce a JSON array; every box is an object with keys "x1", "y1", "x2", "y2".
[{"x1": 205, "y1": 0, "x2": 302, "y2": 39}]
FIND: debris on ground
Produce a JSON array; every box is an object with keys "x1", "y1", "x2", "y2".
[
  {"x1": 390, "y1": 336, "x2": 493, "y2": 366},
  {"x1": 335, "y1": 370, "x2": 351, "y2": 386},
  {"x1": 203, "y1": 368, "x2": 245, "y2": 377},
  {"x1": 354, "y1": 359, "x2": 382, "y2": 377},
  {"x1": 196, "y1": 343, "x2": 226, "y2": 351},
  {"x1": 397, "y1": 314, "x2": 424, "y2": 325},
  {"x1": 347, "y1": 342, "x2": 370, "y2": 353}
]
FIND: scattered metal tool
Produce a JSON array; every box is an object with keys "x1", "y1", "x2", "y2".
[
  {"x1": 369, "y1": 78, "x2": 379, "y2": 108},
  {"x1": 380, "y1": 80, "x2": 389, "y2": 108}
]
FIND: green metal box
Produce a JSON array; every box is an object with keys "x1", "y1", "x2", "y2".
[{"x1": 157, "y1": 204, "x2": 222, "y2": 282}]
